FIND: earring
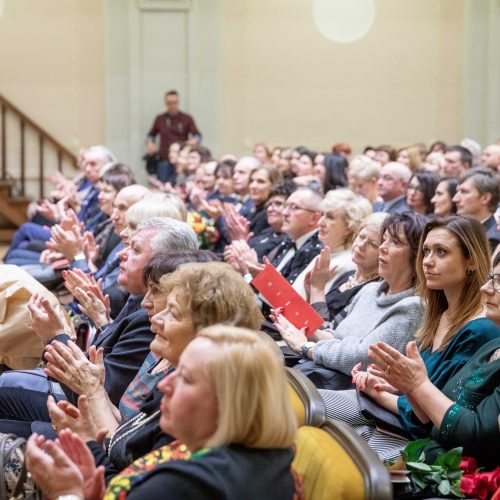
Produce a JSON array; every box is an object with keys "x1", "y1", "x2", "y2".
[{"x1": 467, "y1": 269, "x2": 474, "y2": 275}]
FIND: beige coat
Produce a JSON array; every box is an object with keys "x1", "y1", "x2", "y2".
[{"x1": 0, "y1": 264, "x2": 73, "y2": 369}]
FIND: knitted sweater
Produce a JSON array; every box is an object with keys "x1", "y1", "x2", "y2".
[{"x1": 312, "y1": 281, "x2": 425, "y2": 374}]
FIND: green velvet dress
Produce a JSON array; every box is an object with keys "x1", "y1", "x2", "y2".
[
  {"x1": 424, "y1": 336, "x2": 500, "y2": 469},
  {"x1": 397, "y1": 317, "x2": 500, "y2": 439}
]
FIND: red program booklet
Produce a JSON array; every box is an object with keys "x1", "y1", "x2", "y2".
[{"x1": 251, "y1": 264, "x2": 324, "y2": 338}]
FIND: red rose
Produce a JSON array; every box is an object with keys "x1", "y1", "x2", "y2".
[
  {"x1": 483, "y1": 468, "x2": 500, "y2": 493},
  {"x1": 459, "y1": 457, "x2": 478, "y2": 474},
  {"x1": 461, "y1": 474, "x2": 490, "y2": 500}
]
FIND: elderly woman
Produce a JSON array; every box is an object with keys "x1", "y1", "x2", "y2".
[
  {"x1": 44, "y1": 262, "x2": 264, "y2": 483},
  {"x1": 27, "y1": 326, "x2": 299, "y2": 499},
  {"x1": 348, "y1": 155, "x2": 383, "y2": 211},
  {"x1": 292, "y1": 189, "x2": 372, "y2": 300},
  {"x1": 309, "y1": 212, "x2": 388, "y2": 326},
  {"x1": 323, "y1": 216, "x2": 499, "y2": 461},
  {"x1": 275, "y1": 212, "x2": 427, "y2": 380}
]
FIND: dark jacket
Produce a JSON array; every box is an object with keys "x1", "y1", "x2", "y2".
[
  {"x1": 53, "y1": 296, "x2": 153, "y2": 406},
  {"x1": 483, "y1": 215, "x2": 500, "y2": 253},
  {"x1": 120, "y1": 444, "x2": 296, "y2": 500},
  {"x1": 271, "y1": 232, "x2": 323, "y2": 284}
]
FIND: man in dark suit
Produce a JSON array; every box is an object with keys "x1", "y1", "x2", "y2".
[
  {"x1": 376, "y1": 162, "x2": 412, "y2": 214},
  {"x1": 270, "y1": 187, "x2": 323, "y2": 284},
  {"x1": 0, "y1": 217, "x2": 198, "y2": 430},
  {"x1": 453, "y1": 168, "x2": 500, "y2": 252}
]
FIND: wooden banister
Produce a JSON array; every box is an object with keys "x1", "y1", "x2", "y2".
[{"x1": 0, "y1": 93, "x2": 78, "y2": 198}]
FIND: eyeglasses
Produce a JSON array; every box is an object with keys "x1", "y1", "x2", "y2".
[
  {"x1": 283, "y1": 202, "x2": 318, "y2": 213},
  {"x1": 485, "y1": 273, "x2": 500, "y2": 291}
]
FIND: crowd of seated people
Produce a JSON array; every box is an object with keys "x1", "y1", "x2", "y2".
[{"x1": 0, "y1": 136, "x2": 499, "y2": 498}]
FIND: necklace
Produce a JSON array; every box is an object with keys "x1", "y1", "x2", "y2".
[
  {"x1": 108, "y1": 409, "x2": 161, "y2": 457},
  {"x1": 344, "y1": 272, "x2": 379, "y2": 290}
]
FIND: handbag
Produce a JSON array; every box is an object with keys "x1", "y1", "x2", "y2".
[
  {"x1": 0, "y1": 433, "x2": 40, "y2": 499},
  {"x1": 356, "y1": 390, "x2": 411, "y2": 438}
]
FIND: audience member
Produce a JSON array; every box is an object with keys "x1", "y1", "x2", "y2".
[
  {"x1": 348, "y1": 155, "x2": 383, "y2": 211},
  {"x1": 405, "y1": 171, "x2": 440, "y2": 216},
  {"x1": 372, "y1": 252, "x2": 500, "y2": 469},
  {"x1": 443, "y1": 145, "x2": 472, "y2": 177},
  {"x1": 453, "y1": 168, "x2": 500, "y2": 252},
  {"x1": 481, "y1": 143, "x2": 500, "y2": 172},
  {"x1": 376, "y1": 162, "x2": 412, "y2": 213},
  {"x1": 320, "y1": 216, "x2": 497, "y2": 461},
  {"x1": 275, "y1": 212, "x2": 426, "y2": 386},
  {"x1": 268, "y1": 186, "x2": 322, "y2": 284},
  {"x1": 430, "y1": 178, "x2": 457, "y2": 217}
]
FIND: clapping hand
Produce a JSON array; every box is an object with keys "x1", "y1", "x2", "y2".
[
  {"x1": 44, "y1": 341, "x2": 106, "y2": 397},
  {"x1": 28, "y1": 293, "x2": 66, "y2": 343},
  {"x1": 368, "y1": 341, "x2": 428, "y2": 394}
]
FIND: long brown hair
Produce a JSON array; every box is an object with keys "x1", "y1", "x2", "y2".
[{"x1": 416, "y1": 216, "x2": 491, "y2": 351}]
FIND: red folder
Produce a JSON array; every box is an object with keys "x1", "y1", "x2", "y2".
[{"x1": 251, "y1": 264, "x2": 324, "y2": 337}]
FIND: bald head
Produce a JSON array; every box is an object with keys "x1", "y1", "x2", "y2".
[{"x1": 481, "y1": 144, "x2": 500, "y2": 171}]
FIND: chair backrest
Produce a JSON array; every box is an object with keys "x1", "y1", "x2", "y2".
[
  {"x1": 286, "y1": 367, "x2": 326, "y2": 427},
  {"x1": 292, "y1": 420, "x2": 392, "y2": 500}
]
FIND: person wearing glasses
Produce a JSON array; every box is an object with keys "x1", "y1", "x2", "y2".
[
  {"x1": 369, "y1": 251, "x2": 500, "y2": 469},
  {"x1": 376, "y1": 162, "x2": 412, "y2": 214},
  {"x1": 405, "y1": 171, "x2": 440, "y2": 217},
  {"x1": 267, "y1": 186, "x2": 323, "y2": 284}
]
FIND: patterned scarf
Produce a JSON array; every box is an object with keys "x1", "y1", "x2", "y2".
[{"x1": 104, "y1": 441, "x2": 209, "y2": 499}]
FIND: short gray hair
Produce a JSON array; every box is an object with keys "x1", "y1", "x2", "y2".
[
  {"x1": 88, "y1": 145, "x2": 116, "y2": 164},
  {"x1": 137, "y1": 217, "x2": 198, "y2": 253}
]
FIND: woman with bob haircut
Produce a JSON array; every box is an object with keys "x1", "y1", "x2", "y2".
[
  {"x1": 319, "y1": 216, "x2": 499, "y2": 461},
  {"x1": 276, "y1": 212, "x2": 426, "y2": 384},
  {"x1": 292, "y1": 188, "x2": 372, "y2": 300},
  {"x1": 45, "y1": 262, "x2": 265, "y2": 485},
  {"x1": 27, "y1": 326, "x2": 299, "y2": 499}
]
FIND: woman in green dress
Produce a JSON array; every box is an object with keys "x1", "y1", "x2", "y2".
[{"x1": 369, "y1": 251, "x2": 500, "y2": 468}]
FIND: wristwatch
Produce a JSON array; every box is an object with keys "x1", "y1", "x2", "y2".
[{"x1": 300, "y1": 341, "x2": 316, "y2": 359}]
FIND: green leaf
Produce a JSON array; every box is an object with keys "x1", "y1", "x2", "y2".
[
  {"x1": 451, "y1": 479, "x2": 464, "y2": 498},
  {"x1": 407, "y1": 462, "x2": 433, "y2": 472},
  {"x1": 402, "y1": 439, "x2": 430, "y2": 462},
  {"x1": 447, "y1": 470, "x2": 463, "y2": 480},
  {"x1": 430, "y1": 465, "x2": 444, "y2": 471},
  {"x1": 438, "y1": 479, "x2": 451, "y2": 496},
  {"x1": 429, "y1": 471, "x2": 442, "y2": 483},
  {"x1": 411, "y1": 474, "x2": 429, "y2": 490},
  {"x1": 444, "y1": 449, "x2": 462, "y2": 470}
]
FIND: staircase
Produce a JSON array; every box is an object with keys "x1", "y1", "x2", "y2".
[{"x1": 0, "y1": 94, "x2": 78, "y2": 242}]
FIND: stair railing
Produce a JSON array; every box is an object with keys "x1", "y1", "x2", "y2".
[{"x1": 0, "y1": 93, "x2": 77, "y2": 199}]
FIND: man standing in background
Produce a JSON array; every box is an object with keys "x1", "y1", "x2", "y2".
[{"x1": 146, "y1": 90, "x2": 202, "y2": 161}]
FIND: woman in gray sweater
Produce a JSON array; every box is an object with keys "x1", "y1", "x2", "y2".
[{"x1": 275, "y1": 212, "x2": 427, "y2": 375}]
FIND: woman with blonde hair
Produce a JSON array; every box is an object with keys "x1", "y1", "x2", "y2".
[
  {"x1": 292, "y1": 188, "x2": 372, "y2": 300},
  {"x1": 309, "y1": 212, "x2": 388, "y2": 326},
  {"x1": 318, "y1": 216, "x2": 499, "y2": 461},
  {"x1": 27, "y1": 326, "x2": 299, "y2": 499},
  {"x1": 43, "y1": 263, "x2": 268, "y2": 487},
  {"x1": 119, "y1": 194, "x2": 186, "y2": 244}
]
